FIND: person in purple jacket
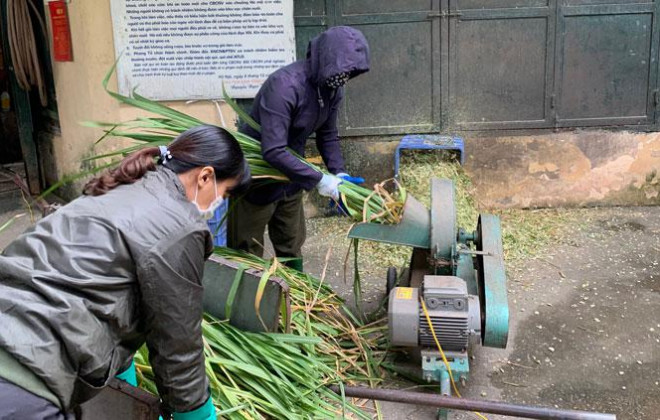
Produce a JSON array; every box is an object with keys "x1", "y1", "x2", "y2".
[{"x1": 228, "y1": 26, "x2": 370, "y2": 271}]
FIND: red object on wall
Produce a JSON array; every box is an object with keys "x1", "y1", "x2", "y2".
[{"x1": 48, "y1": 1, "x2": 73, "y2": 61}]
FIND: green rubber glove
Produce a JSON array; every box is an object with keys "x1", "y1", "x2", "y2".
[
  {"x1": 173, "y1": 396, "x2": 216, "y2": 420},
  {"x1": 115, "y1": 360, "x2": 138, "y2": 387}
]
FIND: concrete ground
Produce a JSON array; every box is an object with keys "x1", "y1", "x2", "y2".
[
  {"x1": 0, "y1": 194, "x2": 40, "y2": 251},
  {"x1": 1, "y1": 191, "x2": 658, "y2": 420},
  {"x1": 300, "y1": 207, "x2": 660, "y2": 420}
]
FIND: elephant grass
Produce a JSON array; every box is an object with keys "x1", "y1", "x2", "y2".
[
  {"x1": 134, "y1": 247, "x2": 386, "y2": 419},
  {"x1": 80, "y1": 62, "x2": 405, "y2": 225}
]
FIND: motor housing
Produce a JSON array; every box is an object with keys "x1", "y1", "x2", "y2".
[{"x1": 389, "y1": 276, "x2": 481, "y2": 351}]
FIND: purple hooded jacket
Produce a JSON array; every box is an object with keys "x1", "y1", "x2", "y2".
[{"x1": 240, "y1": 26, "x2": 370, "y2": 205}]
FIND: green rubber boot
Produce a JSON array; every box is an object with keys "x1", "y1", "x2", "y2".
[{"x1": 285, "y1": 257, "x2": 303, "y2": 272}]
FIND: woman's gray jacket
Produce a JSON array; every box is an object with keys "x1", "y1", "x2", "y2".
[{"x1": 0, "y1": 168, "x2": 213, "y2": 413}]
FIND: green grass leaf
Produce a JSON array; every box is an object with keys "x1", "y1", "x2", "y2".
[
  {"x1": 225, "y1": 264, "x2": 246, "y2": 320},
  {"x1": 222, "y1": 83, "x2": 261, "y2": 133}
]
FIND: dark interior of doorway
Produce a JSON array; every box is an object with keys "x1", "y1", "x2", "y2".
[
  {"x1": 0, "y1": 33, "x2": 27, "y2": 204},
  {"x1": 0, "y1": 0, "x2": 59, "y2": 199},
  {"x1": 0, "y1": 42, "x2": 22, "y2": 164}
]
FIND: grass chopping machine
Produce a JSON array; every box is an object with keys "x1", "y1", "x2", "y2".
[
  {"x1": 335, "y1": 135, "x2": 614, "y2": 420},
  {"x1": 348, "y1": 177, "x2": 509, "y2": 419}
]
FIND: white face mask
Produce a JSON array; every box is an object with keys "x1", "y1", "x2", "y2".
[{"x1": 193, "y1": 176, "x2": 224, "y2": 220}]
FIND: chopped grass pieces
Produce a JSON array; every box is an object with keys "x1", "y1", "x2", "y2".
[
  {"x1": 395, "y1": 151, "x2": 577, "y2": 265},
  {"x1": 399, "y1": 150, "x2": 478, "y2": 230}
]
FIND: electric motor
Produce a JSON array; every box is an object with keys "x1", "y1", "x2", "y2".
[{"x1": 389, "y1": 276, "x2": 481, "y2": 351}]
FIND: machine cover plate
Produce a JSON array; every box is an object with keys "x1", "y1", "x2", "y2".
[
  {"x1": 348, "y1": 194, "x2": 430, "y2": 248},
  {"x1": 477, "y1": 214, "x2": 509, "y2": 348}
]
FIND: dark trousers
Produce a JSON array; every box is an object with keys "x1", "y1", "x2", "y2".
[
  {"x1": 228, "y1": 192, "x2": 306, "y2": 259},
  {"x1": 0, "y1": 378, "x2": 71, "y2": 420}
]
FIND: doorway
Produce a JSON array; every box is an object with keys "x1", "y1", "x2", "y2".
[{"x1": 0, "y1": 0, "x2": 59, "y2": 200}]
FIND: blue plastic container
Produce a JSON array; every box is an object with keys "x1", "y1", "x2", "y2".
[
  {"x1": 207, "y1": 199, "x2": 229, "y2": 246},
  {"x1": 394, "y1": 135, "x2": 465, "y2": 179}
]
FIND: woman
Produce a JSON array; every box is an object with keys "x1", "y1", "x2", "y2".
[{"x1": 0, "y1": 125, "x2": 250, "y2": 419}]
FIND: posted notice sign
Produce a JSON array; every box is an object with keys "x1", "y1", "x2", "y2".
[{"x1": 110, "y1": 0, "x2": 296, "y2": 100}]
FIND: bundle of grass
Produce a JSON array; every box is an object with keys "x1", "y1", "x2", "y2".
[
  {"x1": 80, "y1": 63, "x2": 405, "y2": 225},
  {"x1": 134, "y1": 247, "x2": 387, "y2": 419}
]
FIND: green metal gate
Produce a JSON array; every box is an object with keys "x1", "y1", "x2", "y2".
[
  {"x1": 294, "y1": 0, "x2": 660, "y2": 135},
  {"x1": 554, "y1": 0, "x2": 659, "y2": 128},
  {"x1": 447, "y1": 0, "x2": 556, "y2": 130},
  {"x1": 294, "y1": 0, "x2": 442, "y2": 136}
]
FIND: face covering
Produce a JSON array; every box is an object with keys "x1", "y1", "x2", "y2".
[
  {"x1": 193, "y1": 176, "x2": 224, "y2": 220},
  {"x1": 326, "y1": 72, "x2": 350, "y2": 89}
]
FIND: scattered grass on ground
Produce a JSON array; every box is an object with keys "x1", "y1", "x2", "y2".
[{"x1": 310, "y1": 150, "x2": 584, "y2": 275}]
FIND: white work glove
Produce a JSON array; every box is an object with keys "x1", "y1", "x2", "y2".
[{"x1": 316, "y1": 174, "x2": 342, "y2": 201}]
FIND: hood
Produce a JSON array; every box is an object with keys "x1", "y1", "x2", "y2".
[{"x1": 306, "y1": 26, "x2": 370, "y2": 87}]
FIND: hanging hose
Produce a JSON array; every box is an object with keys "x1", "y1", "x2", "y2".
[{"x1": 6, "y1": 0, "x2": 47, "y2": 106}]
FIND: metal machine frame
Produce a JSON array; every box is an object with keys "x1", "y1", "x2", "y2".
[{"x1": 349, "y1": 178, "x2": 509, "y2": 419}]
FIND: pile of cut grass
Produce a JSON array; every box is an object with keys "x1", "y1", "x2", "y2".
[
  {"x1": 354, "y1": 150, "x2": 576, "y2": 269},
  {"x1": 134, "y1": 247, "x2": 386, "y2": 419},
  {"x1": 398, "y1": 150, "x2": 478, "y2": 231}
]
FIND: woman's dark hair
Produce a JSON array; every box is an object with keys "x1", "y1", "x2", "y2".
[{"x1": 83, "y1": 125, "x2": 250, "y2": 196}]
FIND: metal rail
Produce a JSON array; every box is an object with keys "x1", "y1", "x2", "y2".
[{"x1": 329, "y1": 385, "x2": 616, "y2": 420}]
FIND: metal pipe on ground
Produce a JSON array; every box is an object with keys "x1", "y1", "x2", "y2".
[{"x1": 329, "y1": 385, "x2": 616, "y2": 420}]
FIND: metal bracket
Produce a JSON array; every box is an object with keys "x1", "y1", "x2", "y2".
[
  {"x1": 653, "y1": 89, "x2": 660, "y2": 109},
  {"x1": 457, "y1": 229, "x2": 476, "y2": 245},
  {"x1": 421, "y1": 350, "x2": 469, "y2": 384},
  {"x1": 202, "y1": 255, "x2": 288, "y2": 333},
  {"x1": 77, "y1": 378, "x2": 160, "y2": 420}
]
